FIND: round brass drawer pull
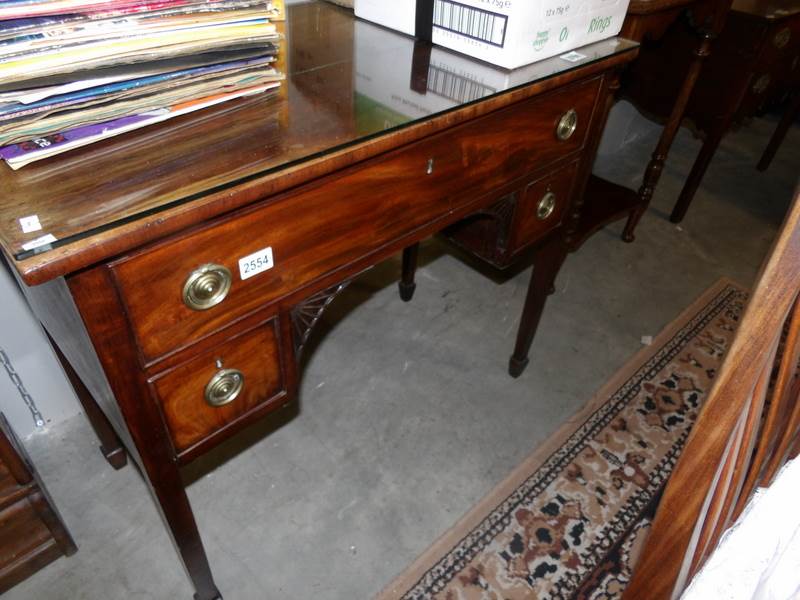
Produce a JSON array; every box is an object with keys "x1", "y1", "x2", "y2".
[
  {"x1": 204, "y1": 368, "x2": 245, "y2": 407},
  {"x1": 752, "y1": 73, "x2": 771, "y2": 95},
  {"x1": 774, "y1": 27, "x2": 791, "y2": 49},
  {"x1": 183, "y1": 263, "x2": 232, "y2": 311},
  {"x1": 556, "y1": 109, "x2": 578, "y2": 141},
  {"x1": 537, "y1": 191, "x2": 557, "y2": 220}
]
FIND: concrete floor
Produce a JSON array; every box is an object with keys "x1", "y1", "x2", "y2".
[{"x1": 9, "y1": 110, "x2": 798, "y2": 599}]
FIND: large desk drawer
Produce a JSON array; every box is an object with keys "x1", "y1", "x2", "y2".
[{"x1": 112, "y1": 77, "x2": 601, "y2": 362}]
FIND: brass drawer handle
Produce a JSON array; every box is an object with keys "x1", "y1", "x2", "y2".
[
  {"x1": 774, "y1": 27, "x2": 791, "y2": 49},
  {"x1": 556, "y1": 109, "x2": 578, "y2": 141},
  {"x1": 752, "y1": 73, "x2": 771, "y2": 95},
  {"x1": 183, "y1": 263, "x2": 232, "y2": 311},
  {"x1": 537, "y1": 191, "x2": 557, "y2": 220},
  {"x1": 205, "y1": 368, "x2": 245, "y2": 407}
]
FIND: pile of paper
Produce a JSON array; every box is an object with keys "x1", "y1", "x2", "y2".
[{"x1": 0, "y1": 0, "x2": 284, "y2": 169}]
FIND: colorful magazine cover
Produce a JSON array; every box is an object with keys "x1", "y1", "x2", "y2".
[
  {"x1": 0, "y1": 81, "x2": 279, "y2": 168},
  {"x1": 0, "y1": 21, "x2": 278, "y2": 84},
  {"x1": 0, "y1": 0, "x2": 283, "y2": 168},
  {"x1": 0, "y1": 53, "x2": 275, "y2": 119}
]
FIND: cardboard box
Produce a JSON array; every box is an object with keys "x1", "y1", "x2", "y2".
[
  {"x1": 354, "y1": 0, "x2": 630, "y2": 69},
  {"x1": 354, "y1": 18, "x2": 627, "y2": 129}
]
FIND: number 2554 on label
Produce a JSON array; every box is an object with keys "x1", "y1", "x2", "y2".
[{"x1": 238, "y1": 246, "x2": 274, "y2": 280}]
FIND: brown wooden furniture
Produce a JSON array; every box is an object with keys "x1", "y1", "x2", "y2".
[
  {"x1": 430, "y1": 0, "x2": 734, "y2": 262},
  {"x1": 668, "y1": 0, "x2": 800, "y2": 222},
  {"x1": 625, "y1": 188, "x2": 800, "y2": 598},
  {"x1": 0, "y1": 413, "x2": 76, "y2": 593},
  {"x1": 0, "y1": 3, "x2": 638, "y2": 598},
  {"x1": 576, "y1": 0, "x2": 733, "y2": 245}
]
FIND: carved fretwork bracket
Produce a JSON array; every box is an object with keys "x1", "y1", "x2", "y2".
[
  {"x1": 291, "y1": 280, "x2": 353, "y2": 360},
  {"x1": 484, "y1": 193, "x2": 517, "y2": 256},
  {"x1": 441, "y1": 192, "x2": 518, "y2": 268}
]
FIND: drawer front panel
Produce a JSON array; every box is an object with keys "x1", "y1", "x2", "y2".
[
  {"x1": 758, "y1": 17, "x2": 800, "y2": 66},
  {"x1": 150, "y1": 318, "x2": 286, "y2": 455},
  {"x1": 114, "y1": 77, "x2": 601, "y2": 362},
  {"x1": 511, "y1": 161, "x2": 578, "y2": 253}
]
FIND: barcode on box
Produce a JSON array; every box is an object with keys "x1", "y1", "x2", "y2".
[
  {"x1": 432, "y1": 0, "x2": 508, "y2": 48},
  {"x1": 427, "y1": 64, "x2": 497, "y2": 103}
]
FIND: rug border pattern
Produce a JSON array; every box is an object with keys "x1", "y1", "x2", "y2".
[{"x1": 397, "y1": 283, "x2": 745, "y2": 599}]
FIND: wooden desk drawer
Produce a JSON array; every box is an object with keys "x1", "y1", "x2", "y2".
[
  {"x1": 113, "y1": 77, "x2": 601, "y2": 362},
  {"x1": 442, "y1": 160, "x2": 578, "y2": 268},
  {"x1": 511, "y1": 161, "x2": 578, "y2": 252},
  {"x1": 758, "y1": 18, "x2": 800, "y2": 65},
  {"x1": 149, "y1": 318, "x2": 287, "y2": 456}
]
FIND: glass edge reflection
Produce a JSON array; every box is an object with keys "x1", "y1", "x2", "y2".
[{"x1": 13, "y1": 41, "x2": 639, "y2": 263}]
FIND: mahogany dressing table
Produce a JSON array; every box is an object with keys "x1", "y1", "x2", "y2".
[{"x1": 0, "y1": 3, "x2": 637, "y2": 598}]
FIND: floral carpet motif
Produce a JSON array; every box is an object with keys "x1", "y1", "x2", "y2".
[{"x1": 380, "y1": 281, "x2": 747, "y2": 600}]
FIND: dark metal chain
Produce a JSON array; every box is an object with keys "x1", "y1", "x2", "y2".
[{"x1": 0, "y1": 348, "x2": 45, "y2": 428}]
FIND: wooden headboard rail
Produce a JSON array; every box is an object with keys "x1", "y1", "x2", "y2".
[{"x1": 626, "y1": 188, "x2": 800, "y2": 599}]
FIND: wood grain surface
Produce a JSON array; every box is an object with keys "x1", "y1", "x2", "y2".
[
  {"x1": 626, "y1": 190, "x2": 800, "y2": 598},
  {"x1": 110, "y1": 79, "x2": 599, "y2": 363},
  {"x1": 150, "y1": 318, "x2": 287, "y2": 456},
  {"x1": 0, "y1": 0, "x2": 637, "y2": 285}
]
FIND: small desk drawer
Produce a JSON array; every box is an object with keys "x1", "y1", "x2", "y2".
[
  {"x1": 442, "y1": 160, "x2": 579, "y2": 268},
  {"x1": 511, "y1": 161, "x2": 578, "y2": 252},
  {"x1": 758, "y1": 17, "x2": 800, "y2": 65},
  {"x1": 112, "y1": 77, "x2": 601, "y2": 362},
  {"x1": 149, "y1": 318, "x2": 287, "y2": 456}
]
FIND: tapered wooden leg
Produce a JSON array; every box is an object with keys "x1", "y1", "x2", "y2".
[
  {"x1": 757, "y1": 92, "x2": 800, "y2": 172},
  {"x1": 46, "y1": 332, "x2": 127, "y2": 470},
  {"x1": 67, "y1": 268, "x2": 223, "y2": 600},
  {"x1": 509, "y1": 235, "x2": 568, "y2": 378},
  {"x1": 670, "y1": 122, "x2": 726, "y2": 223},
  {"x1": 622, "y1": 30, "x2": 717, "y2": 242},
  {"x1": 149, "y1": 472, "x2": 222, "y2": 600},
  {"x1": 399, "y1": 243, "x2": 419, "y2": 302}
]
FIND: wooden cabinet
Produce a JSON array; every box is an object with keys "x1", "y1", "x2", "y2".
[{"x1": 0, "y1": 414, "x2": 76, "y2": 593}]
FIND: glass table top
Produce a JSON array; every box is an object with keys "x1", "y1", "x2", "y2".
[{"x1": 0, "y1": 0, "x2": 637, "y2": 262}]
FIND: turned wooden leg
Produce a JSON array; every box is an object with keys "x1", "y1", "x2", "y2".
[
  {"x1": 46, "y1": 332, "x2": 127, "y2": 470},
  {"x1": 399, "y1": 243, "x2": 419, "y2": 302},
  {"x1": 509, "y1": 235, "x2": 568, "y2": 378},
  {"x1": 758, "y1": 92, "x2": 800, "y2": 172},
  {"x1": 622, "y1": 30, "x2": 717, "y2": 242},
  {"x1": 670, "y1": 122, "x2": 726, "y2": 223}
]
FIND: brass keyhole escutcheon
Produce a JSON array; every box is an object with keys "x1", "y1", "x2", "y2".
[
  {"x1": 537, "y1": 192, "x2": 557, "y2": 220},
  {"x1": 556, "y1": 109, "x2": 578, "y2": 141},
  {"x1": 204, "y1": 368, "x2": 245, "y2": 407},
  {"x1": 183, "y1": 263, "x2": 232, "y2": 311}
]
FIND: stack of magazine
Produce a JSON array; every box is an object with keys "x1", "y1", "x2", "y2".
[{"x1": 0, "y1": 0, "x2": 283, "y2": 169}]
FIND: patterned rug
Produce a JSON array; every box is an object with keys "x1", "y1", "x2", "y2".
[{"x1": 378, "y1": 280, "x2": 748, "y2": 600}]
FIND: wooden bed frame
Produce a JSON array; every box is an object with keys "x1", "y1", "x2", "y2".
[{"x1": 626, "y1": 188, "x2": 800, "y2": 598}]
